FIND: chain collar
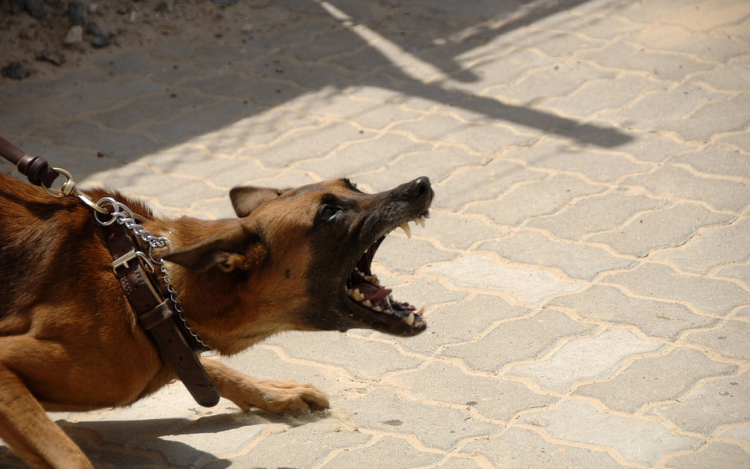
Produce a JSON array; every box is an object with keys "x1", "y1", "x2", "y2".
[{"x1": 93, "y1": 196, "x2": 209, "y2": 351}]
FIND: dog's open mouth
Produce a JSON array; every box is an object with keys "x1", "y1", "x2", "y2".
[{"x1": 343, "y1": 213, "x2": 429, "y2": 336}]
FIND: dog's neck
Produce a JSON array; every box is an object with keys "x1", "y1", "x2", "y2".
[{"x1": 143, "y1": 216, "x2": 277, "y2": 355}]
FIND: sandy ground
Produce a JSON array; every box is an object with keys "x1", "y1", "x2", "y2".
[{"x1": 0, "y1": 0, "x2": 271, "y2": 80}]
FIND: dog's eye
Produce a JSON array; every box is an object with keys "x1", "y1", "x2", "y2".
[{"x1": 319, "y1": 205, "x2": 342, "y2": 221}]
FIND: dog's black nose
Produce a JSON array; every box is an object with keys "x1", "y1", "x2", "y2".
[{"x1": 406, "y1": 177, "x2": 432, "y2": 199}]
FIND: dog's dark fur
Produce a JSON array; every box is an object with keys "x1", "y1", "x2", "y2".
[{"x1": 0, "y1": 172, "x2": 433, "y2": 468}]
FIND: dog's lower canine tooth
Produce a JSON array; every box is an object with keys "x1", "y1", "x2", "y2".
[
  {"x1": 405, "y1": 312, "x2": 415, "y2": 326},
  {"x1": 400, "y1": 222, "x2": 411, "y2": 239},
  {"x1": 373, "y1": 306, "x2": 382, "y2": 312},
  {"x1": 362, "y1": 300, "x2": 372, "y2": 307},
  {"x1": 417, "y1": 304, "x2": 425, "y2": 315}
]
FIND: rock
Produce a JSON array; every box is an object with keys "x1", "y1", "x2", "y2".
[
  {"x1": 1, "y1": 62, "x2": 31, "y2": 80},
  {"x1": 63, "y1": 25, "x2": 83, "y2": 45},
  {"x1": 91, "y1": 34, "x2": 111, "y2": 48},
  {"x1": 24, "y1": 0, "x2": 47, "y2": 19},
  {"x1": 67, "y1": 1, "x2": 86, "y2": 25},
  {"x1": 36, "y1": 50, "x2": 66, "y2": 66}
]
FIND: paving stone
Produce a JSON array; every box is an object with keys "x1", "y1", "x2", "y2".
[
  {"x1": 544, "y1": 74, "x2": 663, "y2": 118},
  {"x1": 717, "y1": 422, "x2": 750, "y2": 443},
  {"x1": 622, "y1": 165, "x2": 750, "y2": 213},
  {"x1": 653, "y1": 371, "x2": 750, "y2": 435},
  {"x1": 386, "y1": 361, "x2": 556, "y2": 421},
  {"x1": 624, "y1": 22, "x2": 747, "y2": 62},
  {"x1": 226, "y1": 419, "x2": 371, "y2": 469},
  {"x1": 374, "y1": 235, "x2": 458, "y2": 274},
  {"x1": 548, "y1": 285, "x2": 717, "y2": 340},
  {"x1": 600, "y1": 83, "x2": 723, "y2": 131},
  {"x1": 93, "y1": 52, "x2": 206, "y2": 84},
  {"x1": 433, "y1": 160, "x2": 544, "y2": 211},
  {"x1": 138, "y1": 145, "x2": 274, "y2": 189},
  {"x1": 489, "y1": 60, "x2": 616, "y2": 106},
  {"x1": 685, "y1": 320, "x2": 750, "y2": 361},
  {"x1": 426, "y1": 254, "x2": 586, "y2": 306},
  {"x1": 588, "y1": 202, "x2": 733, "y2": 257},
  {"x1": 666, "y1": 441, "x2": 750, "y2": 469},
  {"x1": 671, "y1": 144, "x2": 750, "y2": 179},
  {"x1": 399, "y1": 294, "x2": 531, "y2": 355},
  {"x1": 441, "y1": 309, "x2": 595, "y2": 374},
  {"x1": 579, "y1": 42, "x2": 712, "y2": 81},
  {"x1": 89, "y1": 165, "x2": 225, "y2": 210},
  {"x1": 239, "y1": 121, "x2": 369, "y2": 168},
  {"x1": 574, "y1": 347, "x2": 738, "y2": 413},
  {"x1": 296, "y1": 133, "x2": 432, "y2": 178},
  {"x1": 467, "y1": 174, "x2": 606, "y2": 226},
  {"x1": 603, "y1": 263, "x2": 750, "y2": 316},
  {"x1": 691, "y1": 57, "x2": 750, "y2": 92},
  {"x1": 507, "y1": 328, "x2": 664, "y2": 393},
  {"x1": 462, "y1": 427, "x2": 631, "y2": 469},
  {"x1": 194, "y1": 106, "x2": 323, "y2": 153},
  {"x1": 291, "y1": 91, "x2": 423, "y2": 130},
  {"x1": 651, "y1": 218, "x2": 750, "y2": 274},
  {"x1": 660, "y1": 94, "x2": 750, "y2": 142},
  {"x1": 337, "y1": 388, "x2": 496, "y2": 451},
  {"x1": 392, "y1": 114, "x2": 538, "y2": 153},
  {"x1": 528, "y1": 188, "x2": 668, "y2": 241},
  {"x1": 43, "y1": 79, "x2": 163, "y2": 117},
  {"x1": 519, "y1": 400, "x2": 703, "y2": 466},
  {"x1": 93, "y1": 89, "x2": 214, "y2": 131},
  {"x1": 35, "y1": 121, "x2": 161, "y2": 162},
  {"x1": 433, "y1": 457, "x2": 485, "y2": 469},
  {"x1": 608, "y1": 131, "x2": 697, "y2": 164},
  {"x1": 263, "y1": 332, "x2": 423, "y2": 380},
  {"x1": 717, "y1": 264, "x2": 750, "y2": 288},
  {"x1": 135, "y1": 413, "x2": 269, "y2": 467},
  {"x1": 480, "y1": 231, "x2": 633, "y2": 280},
  {"x1": 321, "y1": 436, "x2": 442, "y2": 469},
  {"x1": 417, "y1": 211, "x2": 504, "y2": 250}
]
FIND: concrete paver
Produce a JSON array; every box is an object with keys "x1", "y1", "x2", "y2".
[{"x1": 1, "y1": 0, "x2": 749, "y2": 467}]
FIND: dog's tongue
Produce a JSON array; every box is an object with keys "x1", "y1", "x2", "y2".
[{"x1": 356, "y1": 283, "x2": 392, "y2": 302}]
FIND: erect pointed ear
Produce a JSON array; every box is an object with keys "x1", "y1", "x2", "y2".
[
  {"x1": 229, "y1": 186, "x2": 291, "y2": 218},
  {"x1": 162, "y1": 225, "x2": 268, "y2": 273}
]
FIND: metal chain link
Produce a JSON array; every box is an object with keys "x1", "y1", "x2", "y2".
[{"x1": 93, "y1": 196, "x2": 208, "y2": 350}]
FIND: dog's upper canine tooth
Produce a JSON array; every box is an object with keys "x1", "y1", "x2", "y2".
[{"x1": 400, "y1": 222, "x2": 411, "y2": 239}]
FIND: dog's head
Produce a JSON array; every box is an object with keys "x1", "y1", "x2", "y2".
[{"x1": 163, "y1": 177, "x2": 434, "y2": 346}]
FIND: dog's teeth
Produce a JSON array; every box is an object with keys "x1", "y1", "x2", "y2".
[
  {"x1": 373, "y1": 306, "x2": 382, "y2": 312},
  {"x1": 414, "y1": 216, "x2": 425, "y2": 228},
  {"x1": 371, "y1": 274, "x2": 380, "y2": 286},
  {"x1": 400, "y1": 222, "x2": 411, "y2": 239},
  {"x1": 416, "y1": 304, "x2": 425, "y2": 315},
  {"x1": 405, "y1": 312, "x2": 415, "y2": 326},
  {"x1": 362, "y1": 299, "x2": 372, "y2": 307}
]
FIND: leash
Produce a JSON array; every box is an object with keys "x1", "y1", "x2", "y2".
[{"x1": 0, "y1": 136, "x2": 220, "y2": 407}]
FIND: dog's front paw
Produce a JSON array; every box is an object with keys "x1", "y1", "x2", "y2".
[{"x1": 230, "y1": 378, "x2": 330, "y2": 413}]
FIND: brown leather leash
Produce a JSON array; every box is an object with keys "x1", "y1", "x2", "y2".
[{"x1": 0, "y1": 136, "x2": 220, "y2": 407}]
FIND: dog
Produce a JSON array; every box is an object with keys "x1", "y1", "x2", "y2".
[{"x1": 0, "y1": 172, "x2": 433, "y2": 468}]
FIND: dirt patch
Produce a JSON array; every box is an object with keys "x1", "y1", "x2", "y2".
[{"x1": 0, "y1": 0, "x2": 270, "y2": 80}]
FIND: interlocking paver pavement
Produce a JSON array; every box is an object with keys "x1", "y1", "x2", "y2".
[{"x1": 1, "y1": 0, "x2": 749, "y2": 467}]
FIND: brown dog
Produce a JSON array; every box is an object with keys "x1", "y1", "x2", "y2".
[{"x1": 0, "y1": 172, "x2": 433, "y2": 468}]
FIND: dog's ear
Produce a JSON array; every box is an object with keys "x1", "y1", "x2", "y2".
[
  {"x1": 163, "y1": 225, "x2": 267, "y2": 273},
  {"x1": 230, "y1": 186, "x2": 290, "y2": 218}
]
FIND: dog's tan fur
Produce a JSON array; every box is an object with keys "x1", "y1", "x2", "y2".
[{"x1": 0, "y1": 172, "x2": 433, "y2": 468}]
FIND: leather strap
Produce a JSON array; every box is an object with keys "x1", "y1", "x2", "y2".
[
  {"x1": 102, "y1": 221, "x2": 221, "y2": 407},
  {"x1": 0, "y1": 136, "x2": 59, "y2": 187}
]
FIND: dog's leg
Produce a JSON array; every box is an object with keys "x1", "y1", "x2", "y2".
[
  {"x1": 201, "y1": 358, "x2": 329, "y2": 413},
  {"x1": 0, "y1": 364, "x2": 93, "y2": 469}
]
